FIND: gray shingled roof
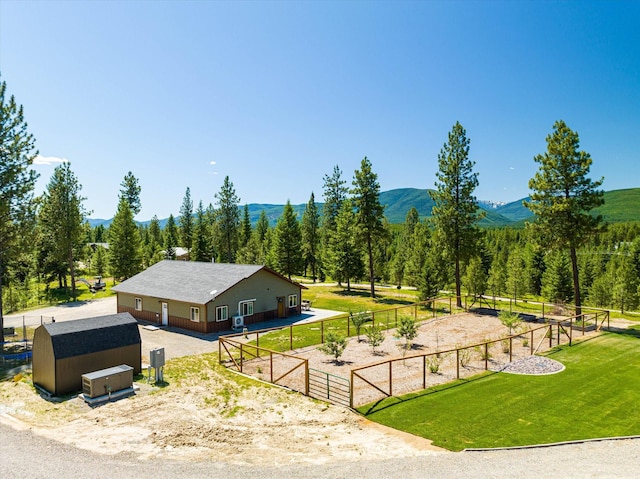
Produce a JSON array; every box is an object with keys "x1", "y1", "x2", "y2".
[
  {"x1": 43, "y1": 312, "x2": 141, "y2": 360},
  {"x1": 111, "y1": 260, "x2": 268, "y2": 304}
]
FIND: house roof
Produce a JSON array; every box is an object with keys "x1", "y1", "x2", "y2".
[
  {"x1": 111, "y1": 260, "x2": 304, "y2": 305},
  {"x1": 43, "y1": 312, "x2": 141, "y2": 360}
]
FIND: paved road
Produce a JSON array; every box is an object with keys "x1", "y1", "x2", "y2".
[
  {"x1": 3, "y1": 296, "x2": 118, "y2": 328},
  {"x1": 1, "y1": 421, "x2": 639, "y2": 478}
]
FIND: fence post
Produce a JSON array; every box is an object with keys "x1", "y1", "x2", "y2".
[
  {"x1": 423, "y1": 356, "x2": 427, "y2": 389},
  {"x1": 509, "y1": 337, "x2": 513, "y2": 362},
  {"x1": 218, "y1": 338, "x2": 222, "y2": 363},
  {"x1": 456, "y1": 349, "x2": 460, "y2": 379},
  {"x1": 347, "y1": 314, "x2": 351, "y2": 336},
  {"x1": 305, "y1": 359, "x2": 309, "y2": 396},
  {"x1": 350, "y1": 371, "x2": 354, "y2": 408},
  {"x1": 256, "y1": 333, "x2": 260, "y2": 358},
  {"x1": 485, "y1": 343, "x2": 488, "y2": 370},
  {"x1": 530, "y1": 330, "x2": 534, "y2": 355},
  {"x1": 240, "y1": 343, "x2": 244, "y2": 373},
  {"x1": 449, "y1": 297, "x2": 452, "y2": 314},
  {"x1": 389, "y1": 361, "x2": 393, "y2": 397},
  {"x1": 542, "y1": 303, "x2": 545, "y2": 320}
]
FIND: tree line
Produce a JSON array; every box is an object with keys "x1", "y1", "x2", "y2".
[{"x1": 2, "y1": 75, "x2": 638, "y2": 344}]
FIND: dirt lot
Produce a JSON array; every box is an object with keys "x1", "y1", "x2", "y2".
[{"x1": 0, "y1": 305, "x2": 617, "y2": 467}]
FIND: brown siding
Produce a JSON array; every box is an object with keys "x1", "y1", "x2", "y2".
[
  {"x1": 54, "y1": 344, "x2": 142, "y2": 396},
  {"x1": 32, "y1": 326, "x2": 56, "y2": 394},
  {"x1": 168, "y1": 315, "x2": 208, "y2": 334},
  {"x1": 118, "y1": 305, "x2": 161, "y2": 324}
]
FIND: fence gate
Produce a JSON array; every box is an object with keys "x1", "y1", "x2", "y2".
[{"x1": 308, "y1": 368, "x2": 350, "y2": 407}]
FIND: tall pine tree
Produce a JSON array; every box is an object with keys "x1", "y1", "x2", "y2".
[
  {"x1": 351, "y1": 157, "x2": 385, "y2": 298},
  {"x1": 525, "y1": 120, "x2": 604, "y2": 316},
  {"x1": 430, "y1": 122, "x2": 484, "y2": 307},
  {"x1": 108, "y1": 197, "x2": 142, "y2": 281},
  {"x1": 0, "y1": 76, "x2": 39, "y2": 343}
]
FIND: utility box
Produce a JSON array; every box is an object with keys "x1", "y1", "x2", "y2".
[
  {"x1": 82, "y1": 364, "x2": 134, "y2": 399},
  {"x1": 149, "y1": 348, "x2": 165, "y2": 368}
]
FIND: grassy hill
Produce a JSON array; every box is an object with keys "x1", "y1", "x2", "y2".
[
  {"x1": 88, "y1": 187, "x2": 640, "y2": 229},
  {"x1": 593, "y1": 188, "x2": 640, "y2": 223}
]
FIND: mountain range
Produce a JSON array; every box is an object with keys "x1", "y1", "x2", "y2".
[{"x1": 88, "y1": 187, "x2": 640, "y2": 229}]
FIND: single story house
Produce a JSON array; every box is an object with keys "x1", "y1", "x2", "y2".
[
  {"x1": 111, "y1": 260, "x2": 306, "y2": 333},
  {"x1": 32, "y1": 313, "x2": 142, "y2": 396}
]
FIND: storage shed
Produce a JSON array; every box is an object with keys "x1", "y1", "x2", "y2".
[{"x1": 32, "y1": 312, "x2": 142, "y2": 396}]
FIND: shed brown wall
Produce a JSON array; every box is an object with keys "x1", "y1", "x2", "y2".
[
  {"x1": 32, "y1": 326, "x2": 56, "y2": 395},
  {"x1": 53, "y1": 344, "x2": 141, "y2": 396}
]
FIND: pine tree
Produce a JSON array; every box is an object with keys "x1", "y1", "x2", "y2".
[
  {"x1": 38, "y1": 162, "x2": 87, "y2": 298},
  {"x1": 321, "y1": 165, "x2": 348, "y2": 282},
  {"x1": 0, "y1": 75, "x2": 39, "y2": 342},
  {"x1": 525, "y1": 120, "x2": 604, "y2": 316},
  {"x1": 240, "y1": 204, "x2": 252, "y2": 248},
  {"x1": 430, "y1": 122, "x2": 484, "y2": 307},
  {"x1": 392, "y1": 207, "x2": 420, "y2": 287},
  {"x1": 327, "y1": 199, "x2": 364, "y2": 290},
  {"x1": 215, "y1": 176, "x2": 240, "y2": 263},
  {"x1": 351, "y1": 157, "x2": 386, "y2": 298},
  {"x1": 179, "y1": 187, "x2": 194, "y2": 255},
  {"x1": 191, "y1": 201, "x2": 210, "y2": 262},
  {"x1": 119, "y1": 171, "x2": 141, "y2": 217},
  {"x1": 272, "y1": 201, "x2": 302, "y2": 279},
  {"x1": 301, "y1": 192, "x2": 321, "y2": 281},
  {"x1": 541, "y1": 251, "x2": 574, "y2": 304},
  {"x1": 108, "y1": 197, "x2": 142, "y2": 281},
  {"x1": 164, "y1": 214, "x2": 178, "y2": 260}
]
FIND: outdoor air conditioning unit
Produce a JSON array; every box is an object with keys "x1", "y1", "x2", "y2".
[
  {"x1": 232, "y1": 315, "x2": 244, "y2": 329},
  {"x1": 82, "y1": 364, "x2": 133, "y2": 399}
]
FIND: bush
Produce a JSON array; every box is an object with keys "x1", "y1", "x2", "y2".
[
  {"x1": 365, "y1": 325, "x2": 385, "y2": 354},
  {"x1": 318, "y1": 331, "x2": 348, "y2": 363}
]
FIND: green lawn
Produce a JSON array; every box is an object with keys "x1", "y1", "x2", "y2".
[{"x1": 357, "y1": 329, "x2": 640, "y2": 451}]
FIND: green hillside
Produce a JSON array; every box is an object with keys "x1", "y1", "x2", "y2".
[
  {"x1": 88, "y1": 187, "x2": 640, "y2": 228},
  {"x1": 593, "y1": 188, "x2": 640, "y2": 223}
]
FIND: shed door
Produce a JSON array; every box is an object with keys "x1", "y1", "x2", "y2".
[{"x1": 161, "y1": 302, "x2": 168, "y2": 326}]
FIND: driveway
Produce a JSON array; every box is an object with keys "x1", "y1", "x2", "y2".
[{"x1": 3, "y1": 297, "x2": 344, "y2": 362}]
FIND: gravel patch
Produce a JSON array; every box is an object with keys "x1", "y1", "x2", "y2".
[{"x1": 492, "y1": 355, "x2": 565, "y2": 375}]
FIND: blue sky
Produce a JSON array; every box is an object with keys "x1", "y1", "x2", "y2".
[{"x1": 1, "y1": 0, "x2": 638, "y2": 221}]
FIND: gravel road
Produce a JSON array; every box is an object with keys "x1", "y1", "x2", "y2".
[{"x1": 2, "y1": 421, "x2": 639, "y2": 479}]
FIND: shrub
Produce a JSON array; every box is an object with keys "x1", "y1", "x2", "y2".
[
  {"x1": 365, "y1": 325, "x2": 385, "y2": 354},
  {"x1": 427, "y1": 356, "x2": 441, "y2": 374},
  {"x1": 318, "y1": 331, "x2": 348, "y2": 363},
  {"x1": 498, "y1": 311, "x2": 522, "y2": 335}
]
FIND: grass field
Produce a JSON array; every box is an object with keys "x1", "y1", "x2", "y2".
[{"x1": 357, "y1": 328, "x2": 640, "y2": 451}]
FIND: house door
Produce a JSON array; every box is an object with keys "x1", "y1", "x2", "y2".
[
  {"x1": 161, "y1": 302, "x2": 168, "y2": 326},
  {"x1": 277, "y1": 296, "x2": 286, "y2": 318}
]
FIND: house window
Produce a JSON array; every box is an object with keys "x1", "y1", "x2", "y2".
[
  {"x1": 135, "y1": 297, "x2": 142, "y2": 311},
  {"x1": 190, "y1": 307, "x2": 200, "y2": 322},
  {"x1": 288, "y1": 294, "x2": 298, "y2": 308},
  {"x1": 240, "y1": 300, "x2": 254, "y2": 316},
  {"x1": 216, "y1": 305, "x2": 228, "y2": 322}
]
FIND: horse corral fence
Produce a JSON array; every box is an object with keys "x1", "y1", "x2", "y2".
[{"x1": 218, "y1": 298, "x2": 610, "y2": 409}]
